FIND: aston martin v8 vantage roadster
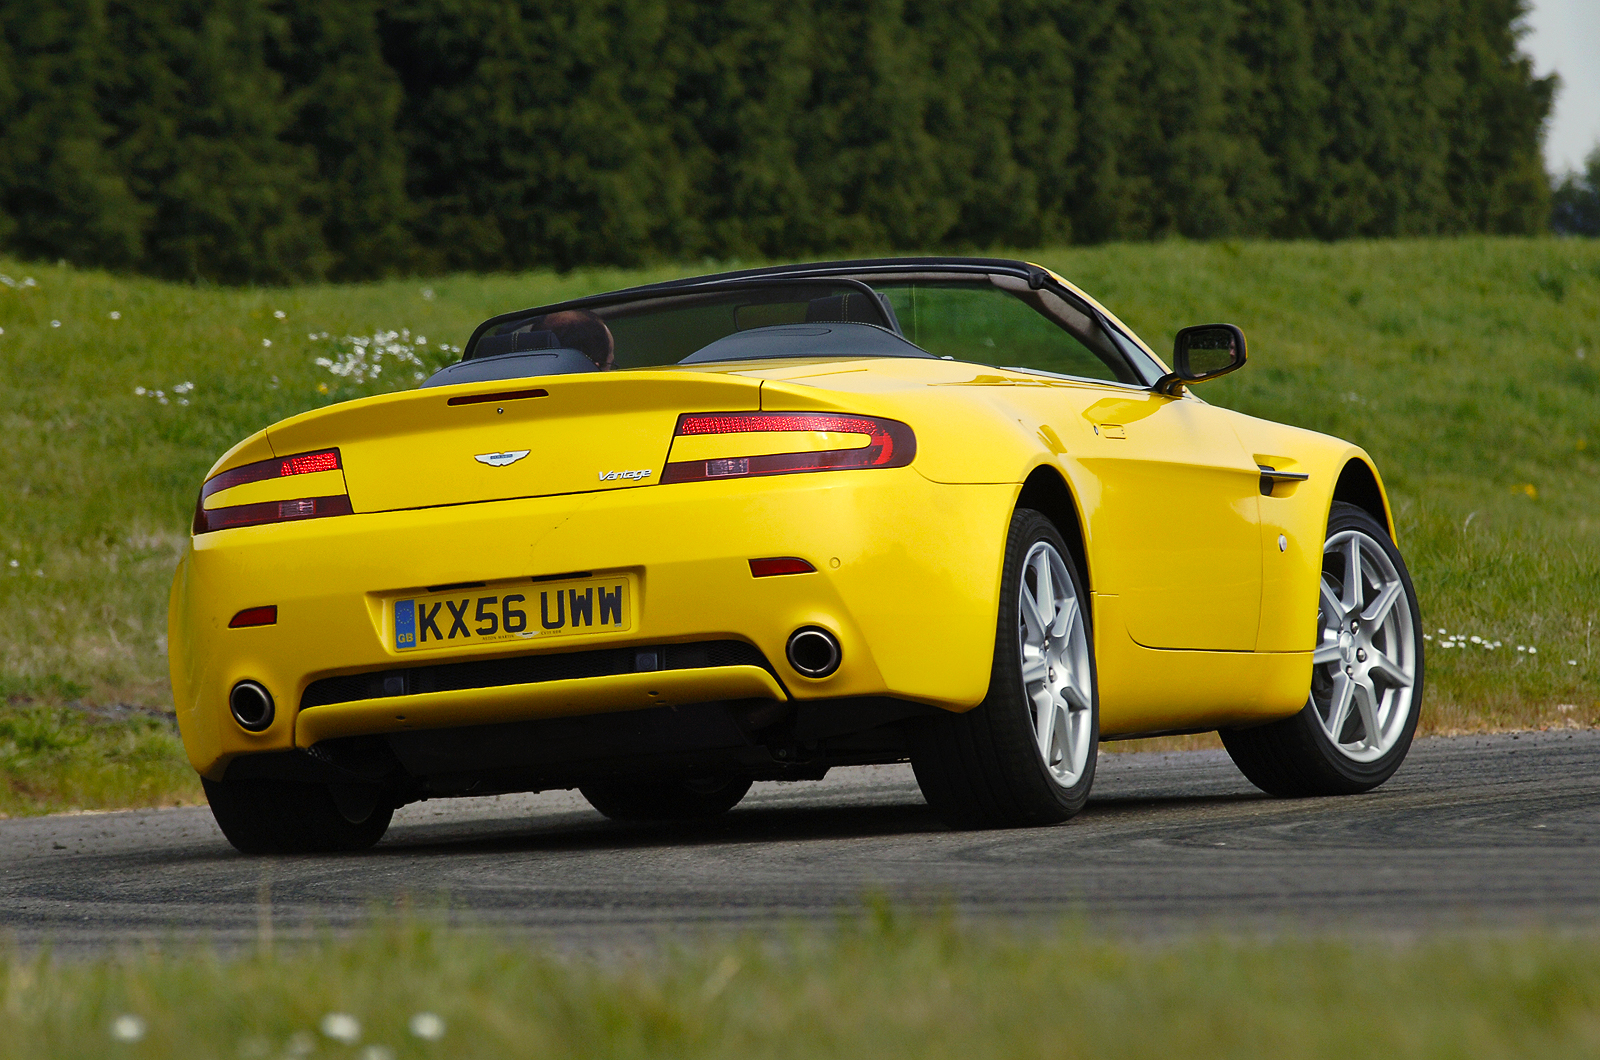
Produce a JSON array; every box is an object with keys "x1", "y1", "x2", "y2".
[{"x1": 170, "y1": 258, "x2": 1424, "y2": 853}]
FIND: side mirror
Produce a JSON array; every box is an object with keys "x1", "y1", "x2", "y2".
[{"x1": 1157, "y1": 324, "x2": 1247, "y2": 395}]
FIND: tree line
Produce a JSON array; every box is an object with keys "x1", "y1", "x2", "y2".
[{"x1": 0, "y1": 0, "x2": 1556, "y2": 283}]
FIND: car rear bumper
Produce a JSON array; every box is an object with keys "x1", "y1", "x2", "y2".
[{"x1": 170, "y1": 469, "x2": 1016, "y2": 778}]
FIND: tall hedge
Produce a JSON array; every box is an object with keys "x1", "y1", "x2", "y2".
[{"x1": 0, "y1": 0, "x2": 1556, "y2": 282}]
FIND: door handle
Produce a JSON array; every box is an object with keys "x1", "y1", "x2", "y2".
[{"x1": 1257, "y1": 464, "x2": 1309, "y2": 496}]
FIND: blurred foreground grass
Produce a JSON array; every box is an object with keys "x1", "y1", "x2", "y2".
[
  {"x1": 7, "y1": 914, "x2": 1600, "y2": 1059},
  {"x1": 0, "y1": 239, "x2": 1595, "y2": 807}
]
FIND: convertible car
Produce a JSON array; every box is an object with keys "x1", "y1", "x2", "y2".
[{"x1": 169, "y1": 257, "x2": 1425, "y2": 853}]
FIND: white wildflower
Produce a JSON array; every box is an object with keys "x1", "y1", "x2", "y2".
[
  {"x1": 1528, "y1": 646, "x2": 1537, "y2": 654},
  {"x1": 320, "y1": 1013, "x2": 361, "y2": 1044},
  {"x1": 421, "y1": 287, "x2": 435, "y2": 300},
  {"x1": 109, "y1": 1014, "x2": 146, "y2": 1042},
  {"x1": 262, "y1": 338, "x2": 272, "y2": 347},
  {"x1": 273, "y1": 310, "x2": 286, "y2": 319},
  {"x1": 109, "y1": 310, "x2": 120, "y2": 320},
  {"x1": 134, "y1": 386, "x2": 146, "y2": 396},
  {"x1": 408, "y1": 1012, "x2": 446, "y2": 1040},
  {"x1": 50, "y1": 319, "x2": 61, "y2": 327},
  {"x1": 1470, "y1": 636, "x2": 1481, "y2": 644},
  {"x1": 312, "y1": 328, "x2": 438, "y2": 386}
]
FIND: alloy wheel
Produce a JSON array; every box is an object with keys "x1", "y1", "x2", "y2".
[
  {"x1": 1017, "y1": 541, "x2": 1094, "y2": 787},
  {"x1": 1310, "y1": 529, "x2": 1419, "y2": 762}
]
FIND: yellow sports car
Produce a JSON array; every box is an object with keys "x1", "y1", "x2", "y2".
[{"x1": 169, "y1": 258, "x2": 1424, "y2": 853}]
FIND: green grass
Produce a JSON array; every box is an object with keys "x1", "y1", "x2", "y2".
[
  {"x1": 0, "y1": 703, "x2": 199, "y2": 817},
  {"x1": 7, "y1": 914, "x2": 1600, "y2": 1059},
  {"x1": 0, "y1": 238, "x2": 1596, "y2": 807}
]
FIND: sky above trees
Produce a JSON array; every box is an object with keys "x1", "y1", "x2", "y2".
[{"x1": 1522, "y1": 0, "x2": 1600, "y2": 173}]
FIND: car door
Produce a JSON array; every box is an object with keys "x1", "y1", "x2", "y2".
[{"x1": 1073, "y1": 391, "x2": 1263, "y2": 651}]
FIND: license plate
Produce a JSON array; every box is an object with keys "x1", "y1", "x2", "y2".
[{"x1": 391, "y1": 574, "x2": 633, "y2": 652}]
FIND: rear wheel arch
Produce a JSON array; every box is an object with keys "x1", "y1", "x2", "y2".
[
  {"x1": 1015, "y1": 465, "x2": 1090, "y2": 596},
  {"x1": 1332, "y1": 459, "x2": 1392, "y2": 539}
]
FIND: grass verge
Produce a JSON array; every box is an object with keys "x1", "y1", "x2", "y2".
[
  {"x1": 0, "y1": 703, "x2": 200, "y2": 817},
  {"x1": 6, "y1": 914, "x2": 1600, "y2": 1059}
]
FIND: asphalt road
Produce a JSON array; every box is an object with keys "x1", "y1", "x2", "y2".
[{"x1": 4, "y1": 731, "x2": 1598, "y2": 950}]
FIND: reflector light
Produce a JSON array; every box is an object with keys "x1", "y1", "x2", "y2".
[
  {"x1": 749, "y1": 557, "x2": 817, "y2": 577},
  {"x1": 200, "y1": 448, "x2": 343, "y2": 502},
  {"x1": 662, "y1": 412, "x2": 915, "y2": 484},
  {"x1": 228, "y1": 605, "x2": 278, "y2": 628}
]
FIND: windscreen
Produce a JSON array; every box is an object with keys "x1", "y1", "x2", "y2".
[
  {"x1": 872, "y1": 279, "x2": 1142, "y2": 384},
  {"x1": 465, "y1": 272, "x2": 1146, "y2": 382}
]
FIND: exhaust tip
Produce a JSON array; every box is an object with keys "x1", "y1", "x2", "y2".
[
  {"x1": 786, "y1": 627, "x2": 841, "y2": 679},
  {"x1": 229, "y1": 680, "x2": 275, "y2": 732}
]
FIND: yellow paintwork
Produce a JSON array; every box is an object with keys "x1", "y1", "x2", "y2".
[{"x1": 170, "y1": 310, "x2": 1394, "y2": 780}]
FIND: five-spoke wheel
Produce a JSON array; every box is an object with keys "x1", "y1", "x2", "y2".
[
  {"x1": 1019, "y1": 539, "x2": 1095, "y2": 789},
  {"x1": 1310, "y1": 527, "x2": 1419, "y2": 761}
]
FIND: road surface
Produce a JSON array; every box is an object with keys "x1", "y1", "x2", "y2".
[{"x1": 3, "y1": 732, "x2": 1596, "y2": 949}]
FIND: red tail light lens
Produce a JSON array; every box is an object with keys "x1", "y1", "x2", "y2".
[
  {"x1": 662, "y1": 412, "x2": 915, "y2": 484},
  {"x1": 199, "y1": 448, "x2": 343, "y2": 502},
  {"x1": 194, "y1": 448, "x2": 351, "y2": 534}
]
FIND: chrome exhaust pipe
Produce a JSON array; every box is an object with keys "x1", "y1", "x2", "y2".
[
  {"x1": 229, "y1": 680, "x2": 275, "y2": 732},
  {"x1": 786, "y1": 627, "x2": 841, "y2": 679}
]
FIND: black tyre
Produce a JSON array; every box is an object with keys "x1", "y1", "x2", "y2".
[
  {"x1": 911, "y1": 508, "x2": 1099, "y2": 829},
  {"x1": 1221, "y1": 500, "x2": 1425, "y2": 796},
  {"x1": 579, "y1": 776, "x2": 753, "y2": 821},
  {"x1": 203, "y1": 778, "x2": 393, "y2": 854}
]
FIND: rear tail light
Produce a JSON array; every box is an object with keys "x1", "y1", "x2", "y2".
[
  {"x1": 662, "y1": 412, "x2": 915, "y2": 484},
  {"x1": 194, "y1": 448, "x2": 351, "y2": 534}
]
